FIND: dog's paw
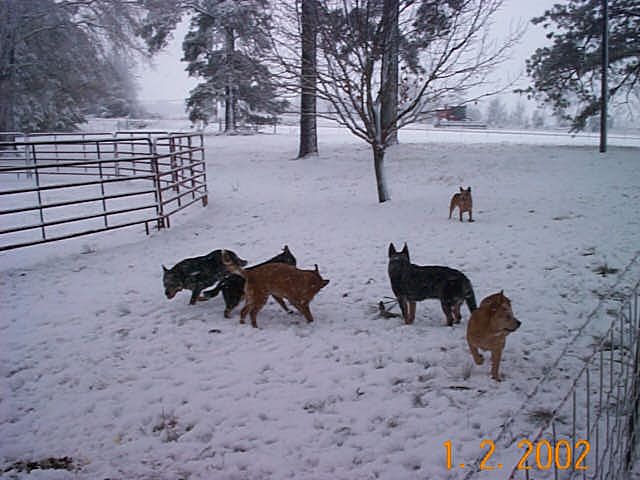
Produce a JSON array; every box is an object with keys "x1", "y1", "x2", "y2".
[{"x1": 473, "y1": 355, "x2": 484, "y2": 365}]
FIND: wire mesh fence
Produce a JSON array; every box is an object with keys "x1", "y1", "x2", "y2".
[{"x1": 503, "y1": 281, "x2": 640, "y2": 480}]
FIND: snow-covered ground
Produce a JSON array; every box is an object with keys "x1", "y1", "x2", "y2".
[{"x1": 1, "y1": 126, "x2": 639, "y2": 479}]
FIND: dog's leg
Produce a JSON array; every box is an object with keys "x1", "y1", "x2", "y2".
[
  {"x1": 459, "y1": 209, "x2": 463, "y2": 222},
  {"x1": 249, "y1": 294, "x2": 268, "y2": 328},
  {"x1": 490, "y1": 348, "x2": 503, "y2": 381},
  {"x1": 441, "y1": 300, "x2": 454, "y2": 326},
  {"x1": 397, "y1": 296, "x2": 408, "y2": 321},
  {"x1": 272, "y1": 295, "x2": 291, "y2": 313},
  {"x1": 240, "y1": 303, "x2": 250, "y2": 324},
  {"x1": 453, "y1": 302, "x2": 462, "y2": 324},
  {"x1": 189, "y1": 289, "x2": 202, "y2": 305},
  {"x1": 223, "y1": 290, "x2": 242, "y2": 318},
  {"x1": 406, "y1": 301, "x2": 416, "y2": 325},
  {"x1": 468, "y1": 209, "x2": 474, "y2": 222},
  {"x1": 468, "y1": 340, "x2": 484, "y2": 365},
  {"x1": 301, "y1": 302, "x2": 314, "y2": 323}
]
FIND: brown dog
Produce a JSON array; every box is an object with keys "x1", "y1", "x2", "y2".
[
  {"x1": 466, "y1": 291, "x2": 520, "y2": 381},
  {"x1": 449, "y1": 186, "x2": 473, "y2": 222},
  {"x1": 222, "y1": 250, "x2": 329, "y2": 328}
]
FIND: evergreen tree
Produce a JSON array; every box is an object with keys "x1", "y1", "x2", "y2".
[
  {"x1": 522, "y1": 0, "x2": 640, "y2": 131},
  {"x1": 0, "y1": 0, "x2": 147, "y2": 133},
  {"x1": 181, "y1": 0, "x2": 287, "y2": 131}
]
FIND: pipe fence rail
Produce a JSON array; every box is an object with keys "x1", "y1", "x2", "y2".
[{"x1": 0, "y1": 132, "x2": 207, "y2": 251}]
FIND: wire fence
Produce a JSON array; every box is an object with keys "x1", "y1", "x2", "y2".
[
  {"x1": 460, "y1": 281, "x2": 640, "y2": 480},
  {"x1": 0, "y1": 132, "x2": 207, "y2": 251},
  {"x1": 505, "y1": 281, "x2": 640, "y2": 480}
]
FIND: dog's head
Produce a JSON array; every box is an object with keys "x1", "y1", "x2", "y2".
[
  {"x1": 311, "y1": 264, "x2": 330, "y2": 291},
  {"x1": 486, "y1": 290, "x2": 521, "y2": 334},
  {"x1": 220, "y1": 249, "x2": 247, "y2": 268},
  {"x1": 458, "y1": 186, "x2": 472, "y2": 201},
  {"x1": 221, "y1": 249, "x2": 245, "y2": 275},
  {"x1": 388, "y1": 242, "x2": 410, "y2": 263},
  {"x1": 162, "y1": 265, "x2": 182, "y2": 299}
]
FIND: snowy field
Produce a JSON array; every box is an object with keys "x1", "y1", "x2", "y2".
[{"x1": 1, "y1": 126, "x2": 640, "y2": 479}]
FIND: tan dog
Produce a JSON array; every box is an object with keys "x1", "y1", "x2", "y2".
[
  {"x1": 449, "y1": 186, "x2": 473, "y2": 222},
  {"x1": 466, "y1": 291, "x2": 520, "y2": 381},
  {"x1": 222, "y1": 250, "x2": 329, "y2": 328}
]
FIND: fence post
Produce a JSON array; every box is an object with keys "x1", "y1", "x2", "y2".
[
  {"x1": 150, "y1": 138, "x2": 165, "y2": 230},
  {"x1": 626, "y1": 289, "x2": 640, "y2": 470},
  {"x1": 32, "y1": 144, "x2": 46, "y2": 240}
]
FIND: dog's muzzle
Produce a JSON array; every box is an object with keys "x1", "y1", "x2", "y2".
[
  {"x1": 505, "y1": 319, "x2": 521, "y2": 332},
  {"x1": 165, "y1": 289, "x2": 178, "y2": 299}
]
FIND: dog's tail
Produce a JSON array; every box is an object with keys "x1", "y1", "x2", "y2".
[
  {"x1": 465, "y1": 281, "x2": 477, "y2": 312},
  {"x1": 449, "y1": 195, "x2": 457, "y2": 219},
  {"x1": 201, "y1": 280, "x2": 226, "y2": 299}
]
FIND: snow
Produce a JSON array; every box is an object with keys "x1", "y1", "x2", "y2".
[{"x1": 1, "y1": 126, "x2": 639, "y2": 479}]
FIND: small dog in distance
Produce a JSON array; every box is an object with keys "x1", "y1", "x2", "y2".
[{"x1": 449, "y1": 186, "x2": 474, "y2": 222}]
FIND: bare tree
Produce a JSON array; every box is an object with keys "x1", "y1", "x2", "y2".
[
  {"x1": 298, "y1": 0, "x2": 319, "y2": 158},
  {"x1": 380, "y1": 0, "x2": 399, "y2": 146},
  {"x1": 311, "y1": 0, "x2": 522, "y2": 202}
]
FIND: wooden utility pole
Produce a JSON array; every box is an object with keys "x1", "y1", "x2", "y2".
[{"x1": 600, "y1": 0, "x2": 608, "y2": 153}]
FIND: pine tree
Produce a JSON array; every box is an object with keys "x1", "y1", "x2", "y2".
[
  {"x1": 522, "y1": 0, "x2": 640, "y2": 131},
  {"x1": 181, "y1": 0, "x2": 287, "y2": 131}
]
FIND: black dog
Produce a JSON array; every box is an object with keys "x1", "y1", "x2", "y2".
[
  {"x1": 162, "y1": 249, "x2": 247, "y2": 305},
  {"x1": 203, "y1": 245, "x2": 297, "y2": 318},
  {"x1": 388, "y1": 242, "x2": 477, "y2": 326}
]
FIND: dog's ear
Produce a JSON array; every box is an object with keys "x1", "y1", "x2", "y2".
[
  {"x1": 467, "y1": 186, "x2": 471, "y2": 192},
  {"x1": 162, "y1": 265, "x2": 169, "y2": 273},
  {"x1": 401, "y1": 242, "x2": 408, "y2": 255},
  {"x1": 283, "y1": 245, "x2": 289, "y2": 252},
  {"x1": 314, "y1": 264, "x2": 319, "y2": 272},
  {"x1": 460, "y1": 187, "x2": 464, "y2": 193},
  {"x1": 389, "y1": 243, "x2": 396, "y2": 256}
]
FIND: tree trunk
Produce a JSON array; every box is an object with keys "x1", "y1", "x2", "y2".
[
  {"x1": 373, "y1": 144, "x2": 390, "y2": 203},
  {"x1": 381, "y1": 0, "x2": 399, "y2": 146},
  {"x1": 224, "y1": 27, "x2": 236, "y2": 132},
  {"x1": 298, "y1": 0, "x2": 319, "y2": 158},
  {"x1": 0, "y1": 0, "x2": 17, "y2": 136}
]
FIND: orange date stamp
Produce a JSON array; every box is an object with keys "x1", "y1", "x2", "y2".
[{"x1": 443, "y1": 439, "x2": 591, "y2": 471}]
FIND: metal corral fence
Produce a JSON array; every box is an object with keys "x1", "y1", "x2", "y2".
[{"x1": 0, "y1": 132, "x2": 207, "y2": 251}]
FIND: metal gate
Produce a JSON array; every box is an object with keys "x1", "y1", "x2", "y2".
[{"x1": 0, "y1": 132, "x2": 207, "y2": 251}]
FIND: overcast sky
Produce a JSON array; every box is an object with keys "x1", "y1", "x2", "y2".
[{"x1": 136, "y1": 0, "x2": 560, "y2": 105}]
